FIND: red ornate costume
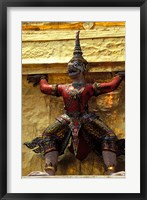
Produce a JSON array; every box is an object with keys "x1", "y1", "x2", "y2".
[{"x1": 25, "y1": 31, "x2": 125, "y2": 175}]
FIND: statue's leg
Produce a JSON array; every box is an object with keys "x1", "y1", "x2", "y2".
[
  {"x1": 44, "y1": 150, "x2": 58, "y2": 175},
  {"x1": 102, "y1": 150, "x2": 116, "y2": 175},
  {"x1": 82, "y1": 115, "x2": 117, "y2": 175},
  {"x1": 101, "y1": 133, "x2": 117, "y2": 175},
  {"x1": 42, "y1": 118, "x2": 70, "y2": 175},
  {"x1": 24, "y1": 117, "x2": 70, "y2": 175}
]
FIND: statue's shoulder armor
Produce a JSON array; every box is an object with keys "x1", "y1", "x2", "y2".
[
  {"x1": 57, "y1": 84, "x2": 71, "y2": 96},
  {"x1": 92, "y1": 82, "x2": 101, "y2": 96}
]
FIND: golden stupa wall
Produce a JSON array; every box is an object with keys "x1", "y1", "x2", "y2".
[{"x1": 22, "y1": 22, "x2": 125, "y2": 176}]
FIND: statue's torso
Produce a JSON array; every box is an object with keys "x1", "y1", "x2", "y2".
[{"x1": 58, "y1": 83, "x2": 94, "y2": 116}]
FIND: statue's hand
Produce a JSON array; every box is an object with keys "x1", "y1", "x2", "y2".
[
  {"x1": 27, "y1": 74, "x2": 48, "y2": 87},
  {"x1": 115, "y1": 71, "x2": 125, "y2": 80}
]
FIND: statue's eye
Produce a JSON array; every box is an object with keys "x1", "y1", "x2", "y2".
[{"x1": 74, "y1": 62, "x2": 82, "y2": 67}]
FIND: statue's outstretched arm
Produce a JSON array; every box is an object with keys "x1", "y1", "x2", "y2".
[
  {"x1": 27, "y1": 74, "x2": 60, "y2": 96},
  {"x1": 40, "y1": 79, "x2": 59, "y2": 96},
  {"x1": 93, "y1": 71, "x2": 125, "y2": 95}
]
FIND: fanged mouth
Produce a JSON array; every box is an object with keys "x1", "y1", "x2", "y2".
[{"x1": 68, "y1": 67, "x2": 81, "y2": 76}]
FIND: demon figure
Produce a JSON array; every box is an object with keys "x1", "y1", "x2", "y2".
[{"x1": 24, "y1": 31, "x2": 125, "y2": 176}]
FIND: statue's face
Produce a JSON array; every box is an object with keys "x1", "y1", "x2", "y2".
[{"x1": 67, "y1": 61, "x2": 85, "y2": 79}]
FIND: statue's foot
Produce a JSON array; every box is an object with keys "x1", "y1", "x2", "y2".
[
  {"x1": 105, "y1": 165, "x2": 116, "y2": 175},
  {"x1": 27, "y1": 171, "x2": 50, "y2": 176}
]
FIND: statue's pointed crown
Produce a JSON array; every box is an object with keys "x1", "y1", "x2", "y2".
[
  {"x1": 68, "y1": 31, "x2": 88, "y2": 71},
  {"x1": 73, "y1": 30, "x2": 83, "y2": 56}
]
